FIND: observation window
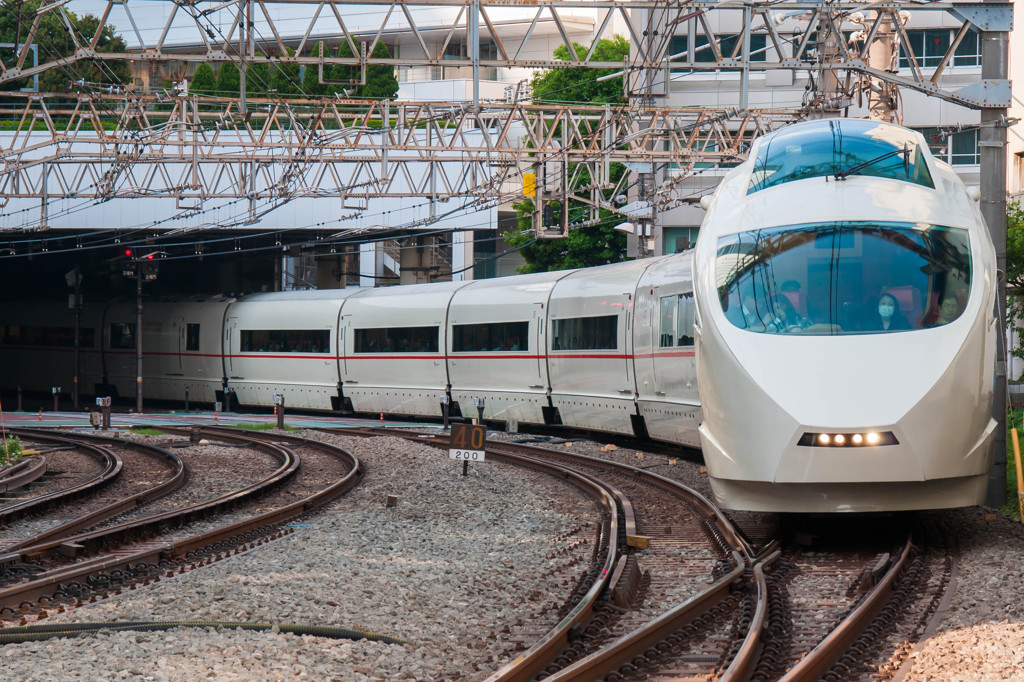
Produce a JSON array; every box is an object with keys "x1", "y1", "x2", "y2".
[
  {"x1": 552, "y1": 315, "x2": 617, "y2": 351},
  {"x1": 900, "y1": 28, "x2": 980, "y2": 69},
  {"x1": 354, "y1": 326, "x2": 439, "y2": 354},
  {"x1": 716, "y1": 221, "x2": 971, "y2": 335},
  {"x1": 452, "y1": 321, "x2": 529, "y2": 352},
  {"x1": 240, "y1": 329, "x2": 330, "y2": 354},
  {"x1": 748, "y1": 119, "x2": 934, "y2": 193}
]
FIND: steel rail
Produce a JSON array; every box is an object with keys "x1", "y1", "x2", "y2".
[
  {"x1": 778, "y1": 534, "x2": 916, "y2": 682},
  {"x1": 330, "y1": 428, "x2": 762, "y2": 679},
  {"x1": 0, "y1": 431, "x2": 125, "y2": 525},
  {"x1": 0, "y1": 456, "x2": 47, "y2": 494},
  {"x1": 0, "y1": 429, "x2": 362, "y2": 615},
  {"x1": 1, "y1": 428, "x2": 295, "y2": 562}
]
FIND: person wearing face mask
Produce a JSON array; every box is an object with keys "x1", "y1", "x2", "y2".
[{"x1": 864, "y1": 292, "x2": 911, "y2": 331}]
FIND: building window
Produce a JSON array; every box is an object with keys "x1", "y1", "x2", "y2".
[
  {"x1": 900, "y1": 28, "x2": 979, "y2": 69},
  {"x1": 917, "y1": 127, "x2": 980, "y2": 166},
  {"x1": 240, "y1": 329, "x2": 330, "y2": 354},
  {"x1": 668, "y1": 32, "x2": 767, "y2": 69},
  {"x1": 452, "y1": 321, "x2": 529, "y2": 352},
  {"x1": 186, "y1": 323, "x2": 200, "y2": 351},
  {"x1": 552, "y1": 315, "x2": 617, "y2": 351},
  {"x1": 354, "y1": 326, "x2": 439, "y2": 353},
  {"x1": 110, "y1": 323, "x2": 135, "y2": 349}
]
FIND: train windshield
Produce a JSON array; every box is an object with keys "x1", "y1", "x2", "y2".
[
  {"x1": 748, "y1": 119, "x2": 933, "y2": 193},
  {"x1": 716, "y1": 221, "x2": 971, "y2": 335}
]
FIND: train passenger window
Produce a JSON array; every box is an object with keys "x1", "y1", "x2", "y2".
[
  {"x1": 110, "y1": 323, "x2": 135, "y2": 349},
  {"x1": 453, "y1": 321, "x2": 529, "y2": 352},
  {"x1": 551, "y1": 315, "x2": 617, "y2": 351},
  {"x1": 186, "y1": 324, "x2": 200, "y2": 351},
  {"x1": 716, "y1": 221, "x2": 971, "y2": 335},
  {"x1": 353, "y1": 326, "x2": 440, "y2": 353},
  {"x1": 677, "y1": 294, "x2": 695, "y2": 346},
  {"x1": 240, "y1": 329, "x2": 330, "y2": 354},
  {"x1": 1, "y1": 325, "x2": 94, "y2": 348},
  {"x1": 659, "y1": 297, "x2": 675, "y2": 347}
]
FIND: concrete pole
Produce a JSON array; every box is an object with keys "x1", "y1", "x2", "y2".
[
  {"x1": 73, "y1": 269, "x2": 80, "y2": 410},
  {"x1": 866, "y1": 12, "x2": 897, "y2": 122},
  {"x1": 981, "y1": 28, "x2": 1009, "y2": 507}
]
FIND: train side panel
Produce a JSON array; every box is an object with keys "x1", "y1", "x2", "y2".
[
  {"x1": 135, "y1": 299, "x2": 231, "y2": 404},
  {"x1": 223, "y1": 292, "x2": 347, "y2": 409},
  {"x1": 633, "y1": 254, "x2": 702, "y2": 448},
  {"x1": 546, "y1": 259, "x2": 655, "y2": 436},
  {"x1": 0, "y1": 302, "x2": 104, "y2": 401},
  {"x1": 447, "y1": 271, "x2": 568, "y2": 425},
  {"x1": 339, "y1": 282, "x2": 467, "y2": 416}
]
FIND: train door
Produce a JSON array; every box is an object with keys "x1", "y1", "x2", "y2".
[
  {"x1": 224, "y1": 317, "x2": 238, "y2": 378},
  {"x1": 532, "y1": 304, "x2": 547, "y2": 388},
  {"x1": 174, "y1": 316, "x2": 186, "y2": 374},
  {"x1": 652, "y1": 291, "x2": 698, "y2": 402},
  {"x1": 623, "y1": 294, "x2": 636, "y2": 396}
]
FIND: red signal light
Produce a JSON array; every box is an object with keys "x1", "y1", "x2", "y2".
[
  {"x1": 124, "y1": 248, "x2": 132, "y2": 257},
  {"x1": 146, "y1": 253, "x2": 154, "y2": 260}
]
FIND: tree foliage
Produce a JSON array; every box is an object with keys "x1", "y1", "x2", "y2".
[
  {"x1": 1007, "y1": 202, "x2": 1024, "y2": 372},
  {"x1": 505, "y1": 36, "x2": 630, "y2": 274},
  {"x1": 331, "y1": 41, "x2": 398, "y2": 99},
  {"x1": 0, "y1": 1, "x2": 131, "y2": 93},
  {"x1": 215, "y1": 61, "x2": 240, "y2": 95},
  {"x1": 530, "y1": 35, "x2": 629, "y2": 105},
  {"x1": 190, "y1": 62, "x2": 216, "y2": 96}
]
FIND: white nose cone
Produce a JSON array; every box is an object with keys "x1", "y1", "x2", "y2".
[
  {"x1": 967, "y1": 186, "x2": 981, "y2": 201},
  {"x1": 700, "y1": 195, "x2": 713, "y2": 210}
]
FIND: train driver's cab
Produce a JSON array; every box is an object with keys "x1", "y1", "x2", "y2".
[{"x1": 715, "y1": 221, "x2": 972, "y2": 335}]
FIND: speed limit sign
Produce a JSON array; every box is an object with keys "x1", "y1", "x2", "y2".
[{"x1": 449, "y1": 422, "x2": 486, "y2": 461}]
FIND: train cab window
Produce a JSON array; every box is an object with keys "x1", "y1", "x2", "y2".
[
  {"x1": 110, "y1": 323, "x2": 135, "y2": 349},
  {"x1": 678, "y1": 294, "x2": 695, "y2": 346},
  {"x1": 716, "y1": 221, "x2": 971, "y2": 335},
  {"x1": 354, "y1": 326, "x2": 439, "y2": 353},
  {"x1": 552, "y1": 315, "x2": 617, "y2": 351},
  {"x1": 748, "y1": 119, "x2": 934, "y2": 194},
  {"x1": 659, "y1": 297, "x2": 675, "y2": 347},
  {"x1": 186, "y1": 324, "x2": 200, "y2": 351},
  {"x1": 240, "y1": 329, "x2": 330, "y2": 353},
  {"x1": 453, "y1": 321, "x2": 529, "y2": 352}
]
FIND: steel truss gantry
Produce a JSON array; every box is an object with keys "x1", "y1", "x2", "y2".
[{"x1": 0, "y1": 0, "x2": 1012, "y2": 230}]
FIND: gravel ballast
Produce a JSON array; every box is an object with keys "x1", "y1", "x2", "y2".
[{"x1": 0, "y1": 429, "x2": 1021, "y2": 681}]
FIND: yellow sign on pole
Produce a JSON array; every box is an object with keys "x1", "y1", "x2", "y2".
[{"x1": 522, "y1": 172, "x2": 536, "y2": 197}]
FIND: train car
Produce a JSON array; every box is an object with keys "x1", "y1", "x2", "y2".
[
  {"x1": 339, "y1": 281, "x2": 467, "y2": 415},
  {"x1": 692, "y1": 118, "x2": 996, "y2": 512},
  {"x1": 0, "y1": 301, "x2": 104, "y2": 401},
  {"x1": 446, "y1": 270, "x2": 568, "y2": 426},
  {"x1": 102, "y1": 296, "x2": 233, "y2": 404},
  {"x1": 223, "y1": 291, "x2": 348, "y2": 410}
]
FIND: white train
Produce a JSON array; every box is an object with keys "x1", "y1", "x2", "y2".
[{"x1": 0, "y1": 118, "x2": 996, "y2": 513}]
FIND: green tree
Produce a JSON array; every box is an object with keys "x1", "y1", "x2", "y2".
[
  {"x1": 0, "y1": 1, "x2": 131, "y2": 93},
  {"x1": 330, "y1": 41, "x2": 398, "y2": 99},
  {"x1": 215, "y1": 61, "x2": 240, "y2": 96},
  {"x1": 246, "y1": 62, "x2": 270, "y2": 97},
  {"x1": 530, "y1": 35, "x2": 629, "y2": 105},
  {"x1": 505, "y1": 36, "x2": 630, "y2": 273},
  {"x1": 270, "y1": 47, "x2": 301, "y2": 97},
  {"x1": 301, "y1": 42, "x2": 328, "y2": 96},
  {"x1": 190, "y1": 62, "x2": 215, "y2": 96},
  {"x1": 1007, "y1": 202, "x2": 1024, "y2": 375}
]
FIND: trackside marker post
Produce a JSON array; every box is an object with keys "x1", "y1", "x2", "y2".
[{"x1": 450, "y1": 422, "x2": 486, "y2": 477}]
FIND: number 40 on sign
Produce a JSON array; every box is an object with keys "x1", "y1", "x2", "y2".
[{"x1": 449, "y1": 423, "x2": 486, "y2": 462}]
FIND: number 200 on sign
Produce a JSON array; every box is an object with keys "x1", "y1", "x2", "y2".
[{"x1": 450, "y1": 449, "x2": 485, "y2": 461}]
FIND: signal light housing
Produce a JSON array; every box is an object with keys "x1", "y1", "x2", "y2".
[{"x1": 799, "y1": 431, "x2": 899, "y2": 447}]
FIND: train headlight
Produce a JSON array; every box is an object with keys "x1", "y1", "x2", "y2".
[{"x1": 799, "y1": 431, "x2": 898, "y2": 447}]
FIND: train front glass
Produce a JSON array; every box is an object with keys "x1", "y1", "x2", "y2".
[{"x1": 715, "y1": 222, "x2": 972, "y2": 334}]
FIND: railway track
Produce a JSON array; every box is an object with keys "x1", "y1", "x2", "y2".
[
  {"x1": 328, "y1": 426, "x2": 959, "y2": 681},
  {"x1": 0, "y1": 426, "x2": 362, "y2": 624}
]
